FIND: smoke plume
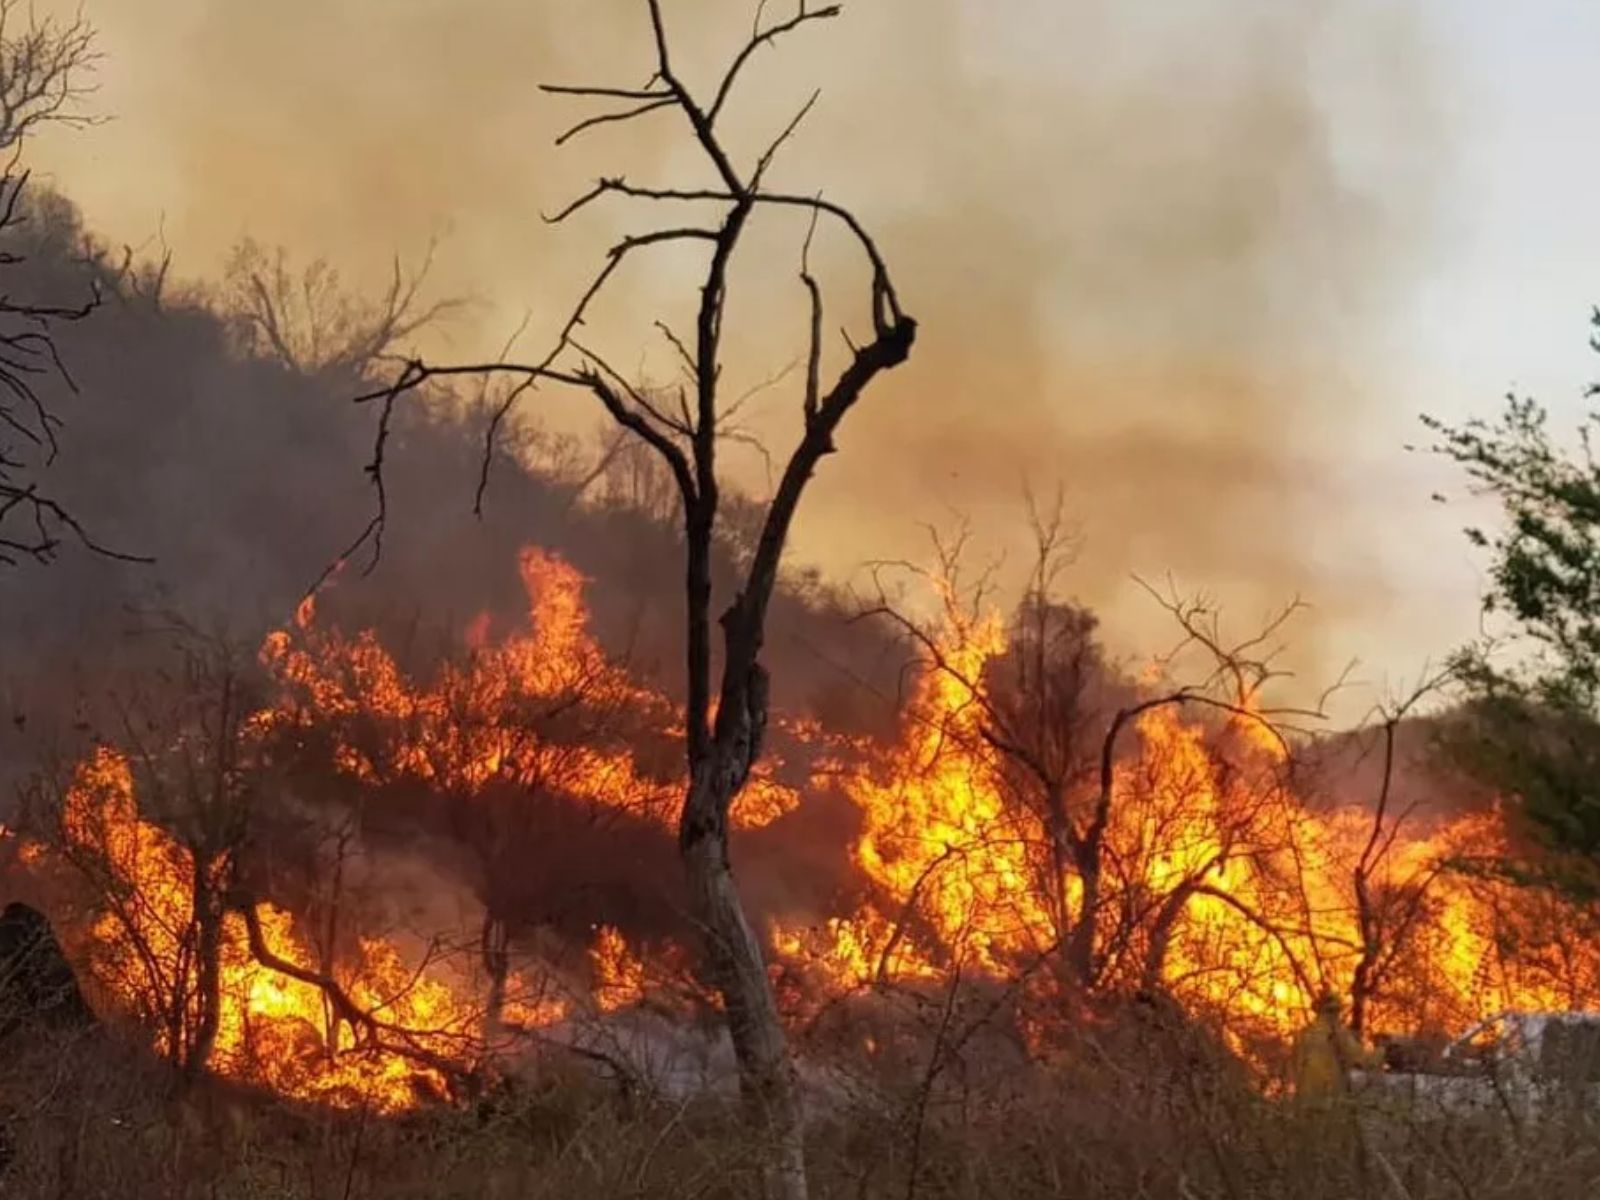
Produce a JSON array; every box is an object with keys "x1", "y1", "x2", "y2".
[{"x1": 22, "y1": 0, "x2": 1449, "y2": 699}]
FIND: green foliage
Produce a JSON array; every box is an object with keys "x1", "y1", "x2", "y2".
[
  {"x1": 1426, "y1": 308, "x2": 1600, "y2": 896},
  {"x1": 1435, "y1": 694, "x2": 1600, "y2": 901}
]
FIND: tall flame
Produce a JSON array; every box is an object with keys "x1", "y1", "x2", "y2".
[
  {"x1": 58, "y1": 747, "x2": 479, "y2": 1113},
  {"x1": 790, "y1": 589, "x2": 1600, "y2": 1056},
  {"x1": 20, "y1": 543, "x2": 1600, "y2": 1111}
]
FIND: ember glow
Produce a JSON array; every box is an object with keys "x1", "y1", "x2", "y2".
[{"x1": 19, "y1": 544, "x2": 1600, "y2": 1109}]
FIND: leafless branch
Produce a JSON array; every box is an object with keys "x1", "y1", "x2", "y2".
[
  {"x1": 341, "y1": 5, "x2": 910, "y2": 592},
  {"x1": 225, "y1": 237, "x2": 461, "y2": 378},
  {"x1": 553, "y1": 96, "x2": 675, "y2": 148},
  {"x1": 800, "y1": 204, "x2": 823, "y2": 422},
  {"x1": 0, "y1": 0, "x2": 103, "y2": 151},
  {"x1": 235, "y1": 899, "x2": 470, "y2": 1090},
  {"x1": 655, "y1": 319, "x2": 698, "y2": 382},
  {"x1": 721, "y1": 359, "x2": 799, "y2": 426},
  {"x1": 709, "y1": 2, "x2": 842, "y2": 124},
  {"x1": 0, "y1": 161, "x2": 149, "y2": 566},
  {"x1": 539, "y1": 82, "x2": 672, "y2": 102},
  {"x1": 753, "y1": 89, "x2": 821, "y2": 186}
]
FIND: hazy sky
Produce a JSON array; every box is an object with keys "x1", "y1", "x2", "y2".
[{"x1": 23, "y1": 0, "x2": 1600, "y2": 717}]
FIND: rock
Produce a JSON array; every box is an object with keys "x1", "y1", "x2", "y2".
[{"x1": 0, "y1": 901, "x2": 94, "y2": 1037}]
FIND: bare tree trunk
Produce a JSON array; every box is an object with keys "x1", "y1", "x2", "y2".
[
  {"x1": 682, "y1": 778, "x2": 807, "y2": 1200},
  {"x1": 480, "y1": 912, "x2": 509, "y2": 1048},
  {"x1": 186, "y1": 856, "x2": 224, "y2": 1081},
  {"x1": 682, "y1": 628, "x2": 807, "y2": 1200},
  {"x1": 1065, "y1": 843, "x2": 1101, "y2": 987}
]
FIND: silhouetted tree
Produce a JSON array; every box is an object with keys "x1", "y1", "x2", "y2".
[
  {"x1": 222, "y1": 238, "x2": 458, "y2": 381},
  {"x1": 0, "y1": 2, "x2": 126, "y2": 567},
  {"x1": 1427, "y1": 309, "x2": 1600, "y2": 900},
  {"x1": 354, "y1": 5, "x2": 916, "y2": 1194}
]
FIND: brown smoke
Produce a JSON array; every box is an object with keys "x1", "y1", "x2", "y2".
[{"x1": 27, "y1": 0, "x2": 1453, "y2": 710}]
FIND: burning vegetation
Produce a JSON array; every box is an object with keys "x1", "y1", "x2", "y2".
[
  {"x1": 7, "y1": 536, "x2": 1598, "y2": 1122},
  {"x1": 3, "y1": 2, "x2": 1600, "y2": 1198}
]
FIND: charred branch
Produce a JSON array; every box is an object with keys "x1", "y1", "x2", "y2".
[
  {"x1": 0, "y1": 10, "x2": 145, "y2": 566},
  {"x1": 0, "y1": 169, "x2": 146, "y2": 566},
  {"x1": 235, "y1": 900, "x2": 469, "y2": 1092},
  {"x1": 344, "y1": 7, "x2": 915, "y2": 1191}
]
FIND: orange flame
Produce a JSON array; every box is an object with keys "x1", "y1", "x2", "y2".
[
  {"x1": 29, "y1": 542, "x2": 1600, "y2": 1110},
  {"x1": 58, "y1": 748, "x2": 479, "y2": 1112},
  {"x1": 259, "y1": 547, "x2": 798, "y2": 831},
  {"x1": 591, "y1": 926, "x2": 649, "y2": 1014},
  {"x1": 789, "y1": 590, "x2": 1600, "y2": 1057}
]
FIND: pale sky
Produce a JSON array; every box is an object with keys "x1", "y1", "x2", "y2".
[
  {"x1": 1328, "y1": 0, "x2": 1600, "y2": 698},
  {"x1": 21, "y1": 0, "x2": 1600, "y2": 719},
  {"x1": 1392, "y1": 0, "x2": 1597, "y2": 420}
]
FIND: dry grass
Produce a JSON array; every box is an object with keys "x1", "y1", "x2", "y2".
[{"x1": 2, "y1": 1019, "x2": 1598, "y2": 1200}]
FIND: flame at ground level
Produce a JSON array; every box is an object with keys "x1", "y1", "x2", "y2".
[
  {"x1": 16, "y1": 542, "x2": 1600, "y2": 1110},
  {"x1": 778, "y1": 594, "x2": 1600, "y2": 1061},
  {"x1": 49, "y1": 748, "x2": 495, "y2": 1113}
]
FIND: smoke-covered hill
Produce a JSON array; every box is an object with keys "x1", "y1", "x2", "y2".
[{"x1": 0, "y1": 186, "x2": 906, "y2": 786}]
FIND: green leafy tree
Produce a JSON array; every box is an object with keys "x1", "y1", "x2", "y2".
[{"x1": 1426, "y1": 309, "x2": 1600, "y2": 899}]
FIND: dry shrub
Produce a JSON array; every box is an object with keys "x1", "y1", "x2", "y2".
[
  {"x1": 801, "y1": 994, "x2": 1600, "y2": 1200},
  {"x1": 0, "y1": 1019, "x2": 771, "y2": 1199},
  {"x1": 0, "y1": 1012, "x2": 1598, "y2": 1199}
]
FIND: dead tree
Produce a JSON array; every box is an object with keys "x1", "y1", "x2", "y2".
[
  {"x1": 0, "y1": 0, "x2": 99, "y2": 150},
  {"x1": 41, "y1": 626, "x2": 485, "y2": 1096},
  {"x1": 0, "y1": 2, "x2": 130, "y2": 566},
  {"x1": 222, "y1": 238, "x2": 458, "y2": 381},
  {"x1": 351, "y1": 5, "x2": 915, "y2": 1194},
  {"x1": 41, "y1": 633, "x2": 262, "y2": 1081},
  {"x1": 1344, "y1": 669, "x2": 1455, "y2": 1039},
  {"x1": 865, "y1": 511, "x2": 1322, "y2": 996}
]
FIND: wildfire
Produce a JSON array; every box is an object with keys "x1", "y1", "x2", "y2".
[
  {"x1": 259, "y1": 547, "x2": 798, "y2": 831},
  {"x1": 55, "y1": 747, "x2": 479, "y2": 1113},
  {"x1": 591, "y1": 925, "x2": 648, "y2": 1014},
  {"x1": 797, "y1": 588, "x2": 1600, "y2": 1056},
  {"x1": 844, "y1": 603, "x2": 1057, "y2": 978},
  {"x1": 17, "y1": 546, "x2": 804, "y2": 1111},
  {"x1": 17, "y1": 541, "x2": 1600, "y2": 1111}
]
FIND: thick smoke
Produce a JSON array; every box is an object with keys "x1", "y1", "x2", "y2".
[
  {"x1": 0, "y1": 203, "x2": 897, "y2": 718},
  {"x1": 0, "y1": 0, "x2": 1459, "y2": 976},
  {"x1": 0, "y1": 197, "x2": 893, "y2": 955},
  {"x1": 24, "y1": 0, "x2": 1449, "y2": 701}
]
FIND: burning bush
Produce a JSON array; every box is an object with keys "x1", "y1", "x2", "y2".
[{"x1": 7, "y1": 532, "x2": 1600, "y2": 1122}]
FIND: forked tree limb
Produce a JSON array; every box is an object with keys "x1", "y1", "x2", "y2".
[
  {"x1": 341, "y1": 2, "x2": 910, "y2": 627},
  {"x1": 235, "y1": 899, "x2": 470, "y2": 1089},
  {"x1": 340, "y1": 9, "x2": 911, "y2": 1195}
]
